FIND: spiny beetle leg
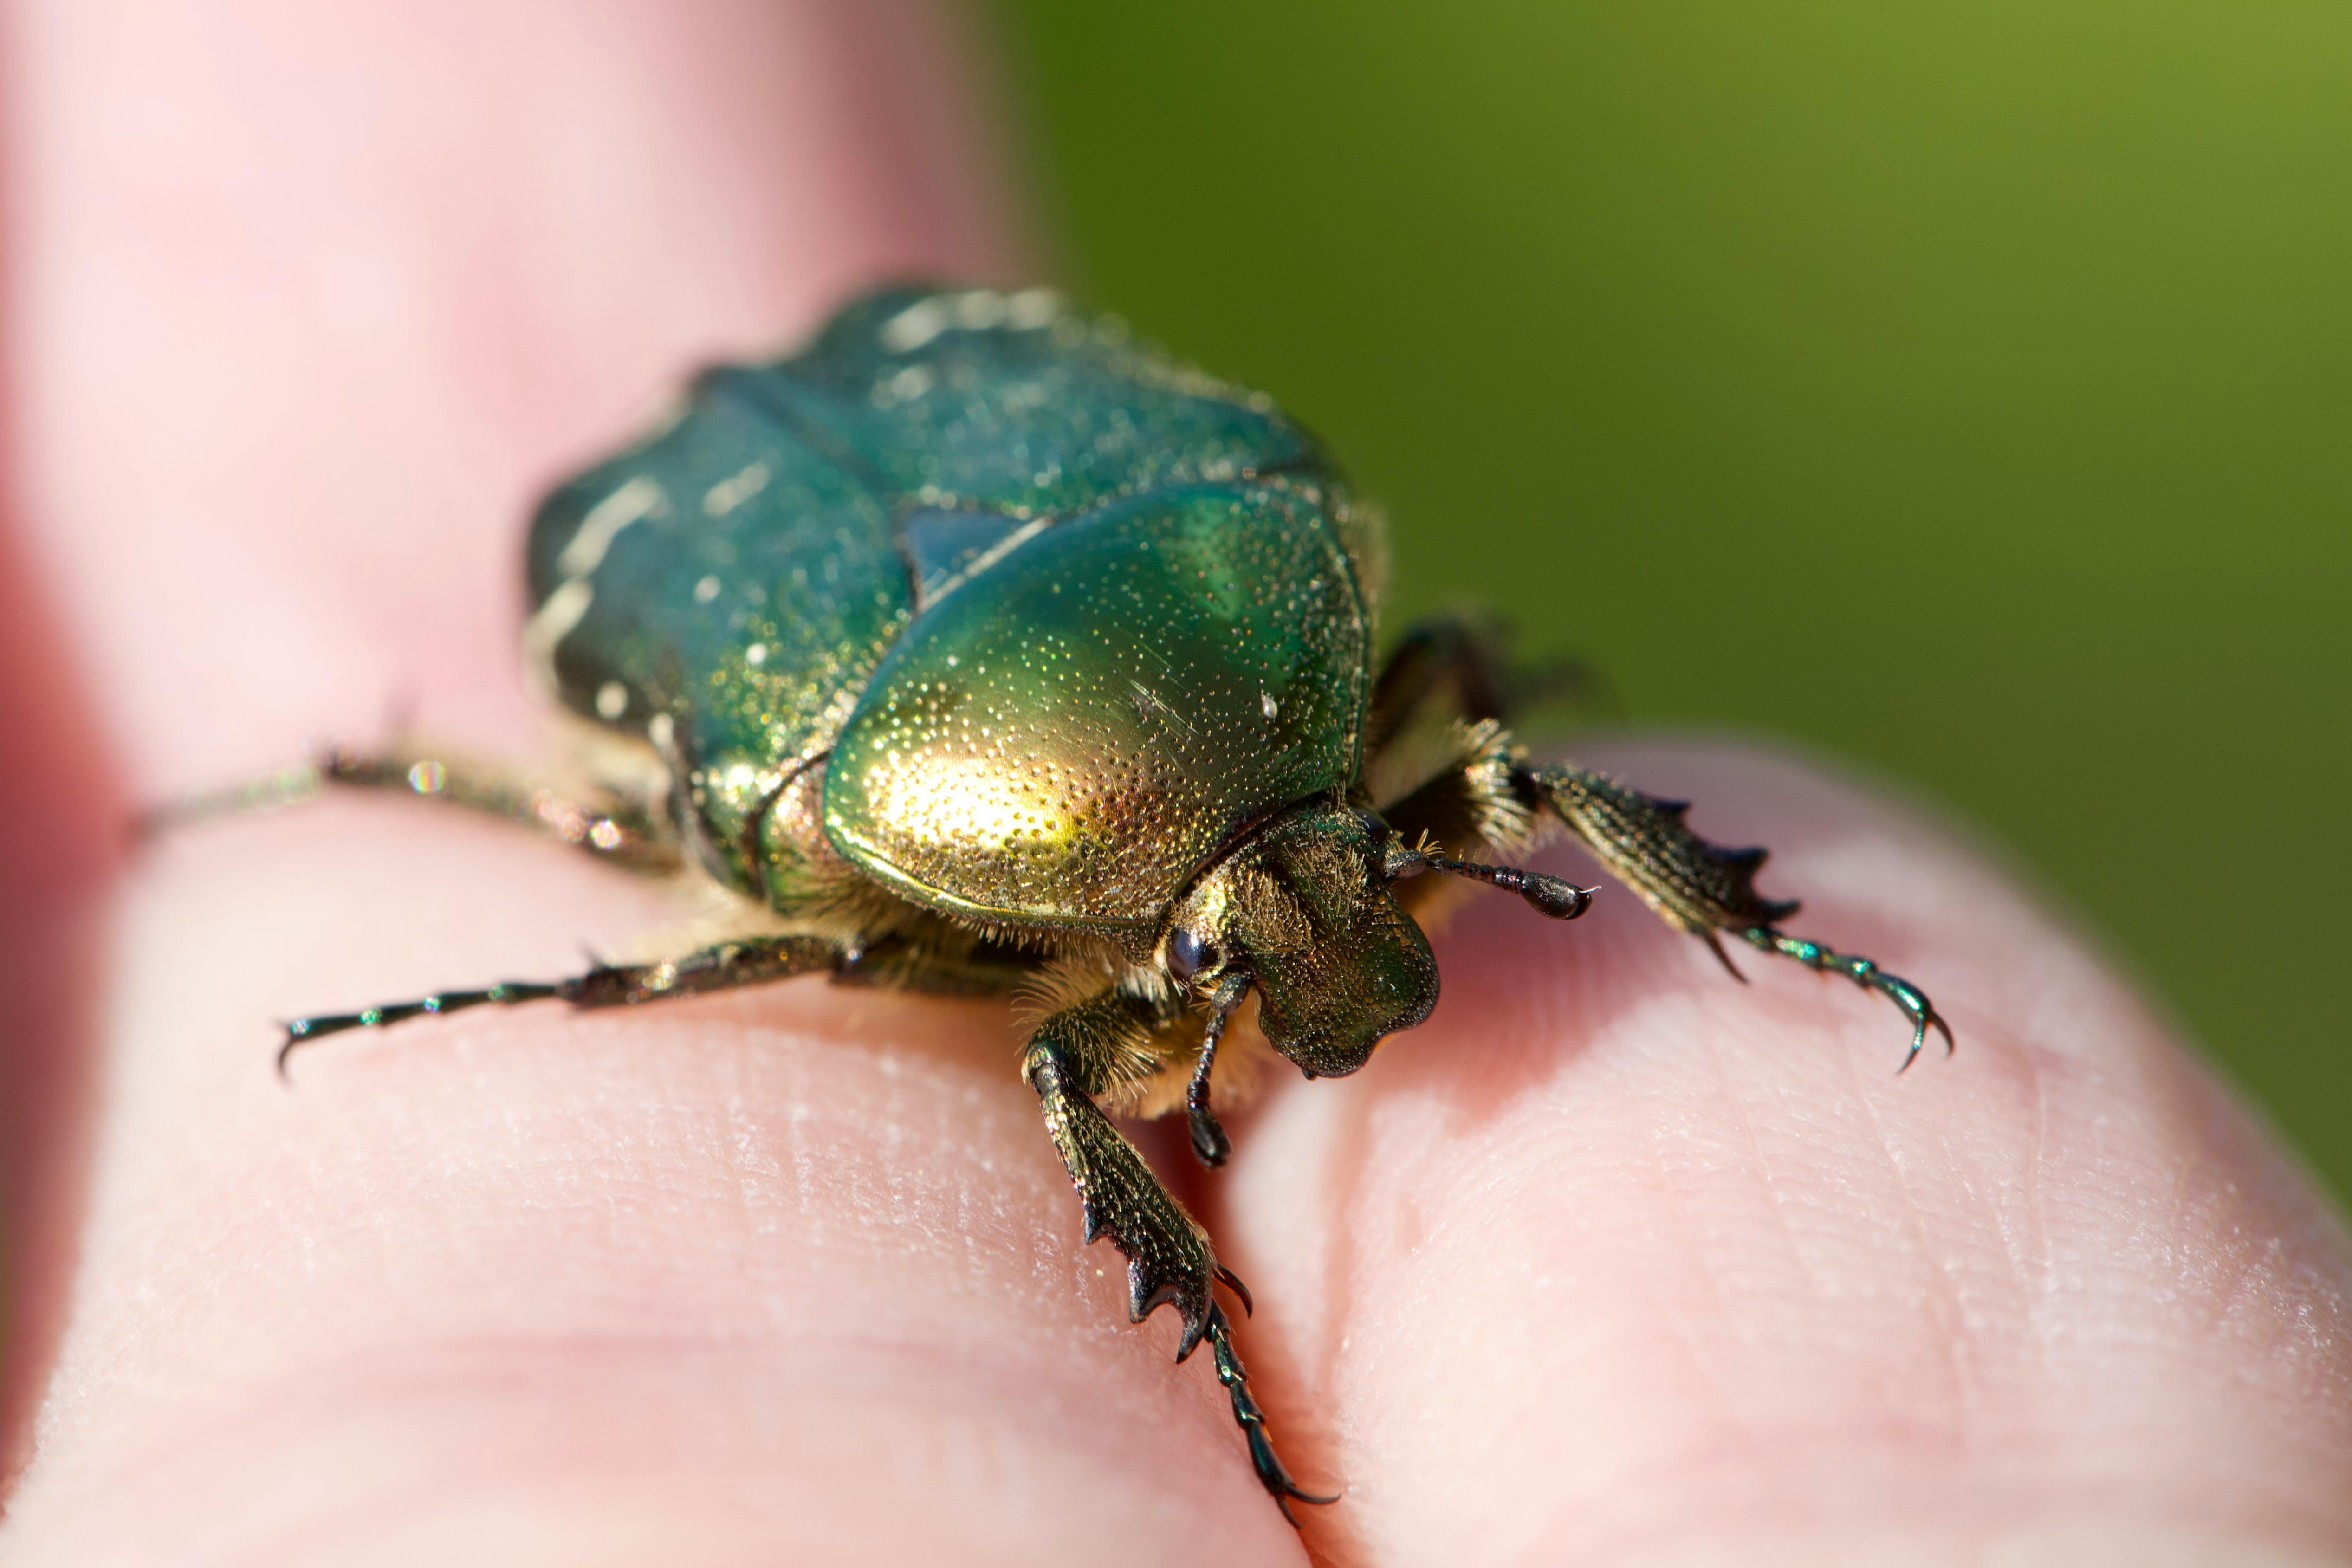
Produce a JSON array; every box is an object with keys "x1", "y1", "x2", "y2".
[
  {"x1": 279, "y1": 934, "x2": 841, "y2": 1077},
  {"x1": 1024, "y1": 1038, "x2": 1218, "y2": 1357},
  {"x1": 1739, "y1": 925, "x2": 1955, "y2": 1070},
  {"x1": 1525, "y1": 763, "x2": 1799, "y2": 934},
  {"x1": 1206, "y1": 1304, "x2": 1338, "y2": 1524},
  {"x1": 1528, "y1": 763, "x2": 1953, "y2": 1063}
]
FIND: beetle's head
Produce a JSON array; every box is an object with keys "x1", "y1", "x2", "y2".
[{"x1": 1161, "y1": 806, "x2": 1439, "y2": 1078}]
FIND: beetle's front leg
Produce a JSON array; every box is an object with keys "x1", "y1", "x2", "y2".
[
  {"x1": 1022, "y1": 1012, "x2": 1220, "y2": 1354},
  {"x1": 1021, "y1": 993, "x2": 1334, "y2": 1516},
  {"x1": 1525, "y1": 761, "x2": 1954, "y2": 1067}
]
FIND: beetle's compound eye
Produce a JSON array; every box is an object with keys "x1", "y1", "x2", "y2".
[{"x1": 1166, "y1": 927, "x2": 1219, "y2": 982}]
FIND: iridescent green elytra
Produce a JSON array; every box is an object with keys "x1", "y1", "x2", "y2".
[{"x1": 272, "y1": 285, "x2": 1951, "y2": 1521}]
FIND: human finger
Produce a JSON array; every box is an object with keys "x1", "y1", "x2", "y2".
[
  {"x1": 1, "y1": 2, "x2": 1310, "y2": 1561},
  {"x1": 6, "y1": 0, "x2": 1024, "y2": 800},
  {"x1": 1214, "y1": 739, "x2": 2352, "y2": 1567},
  {"x1": 0, "y1": 798, "x2": 1302, "y2": 1564}
]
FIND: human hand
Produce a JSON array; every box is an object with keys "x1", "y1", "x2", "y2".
[{"x1": 1, "y1": 5, "x2": 2346, "y2": 1564}]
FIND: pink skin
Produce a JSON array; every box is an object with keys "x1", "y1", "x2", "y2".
[{"x1": 0, "y1": 3, "x2": 2347, "y2": 1563}]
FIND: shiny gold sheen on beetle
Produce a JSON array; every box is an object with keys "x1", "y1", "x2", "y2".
[{"x1": 267, "y1": 286, "x2": 1952, "y2": 1520}]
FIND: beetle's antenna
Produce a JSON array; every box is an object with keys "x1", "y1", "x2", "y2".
[
  {"x1": 1385, "y1": 839, "x2": 1595, "y2": 921},
  {"x1": 1186, "y1": 972, "x2": 1251, "y2": 1167}
]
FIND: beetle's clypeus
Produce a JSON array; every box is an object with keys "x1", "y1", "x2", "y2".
[{"x1": 256, "y1": 285, "x2": 1951, "y2": 1520}]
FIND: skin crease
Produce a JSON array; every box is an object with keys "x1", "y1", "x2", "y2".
[{"x1": 0, "y1": 3, "x2": 2347, "y2": 1565}]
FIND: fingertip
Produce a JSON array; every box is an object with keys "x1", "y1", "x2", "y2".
[{"x1": 1215, "y1": 738, "x2": 2352, "y2": 1564}]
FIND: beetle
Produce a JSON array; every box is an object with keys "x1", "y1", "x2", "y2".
[{"x1": 263, "y1": 284, "x2": 1951, "y2": 1520}]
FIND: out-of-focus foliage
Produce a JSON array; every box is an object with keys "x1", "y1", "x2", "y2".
[{"x1": 991, "y1": 0, "x2": 2352, "y2": 1195}]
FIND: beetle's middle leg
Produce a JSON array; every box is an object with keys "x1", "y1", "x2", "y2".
[
  {"x1": 1366, "y1": 610, "x2": 1617, "y2": 757},
  {"x1": 278, "y1": 933, "x2": 842, "y2": 1076},
  {"x1": 1021, "y1": 988, "x2": 1333, "y2": 1516}
]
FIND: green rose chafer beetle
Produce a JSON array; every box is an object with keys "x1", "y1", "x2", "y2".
[{"x1": 266, "y1": 285, "x2": 1951, "y2": 1520}]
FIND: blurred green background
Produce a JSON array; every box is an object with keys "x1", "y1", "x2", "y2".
[{"x1": 989, "y1": 1, "x2": 2352, "y2": 1196}]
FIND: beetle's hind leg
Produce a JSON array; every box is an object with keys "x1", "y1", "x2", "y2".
[
  {"x1": 279, "y1": 933, "x2": 840, "y2": 1076},
  {"x1": 318, "y1": 744, "x2": 680, "y2": 872},
  {"x1": 1523, "y1": 762, "x2": 1953, "y2": 1066},
  {"x1": 144, "y1": 742, "x2": 682, "y2": 876},
  {"x1": 1022, "y1": 987, "x2": 1331, "y2": 1518}
]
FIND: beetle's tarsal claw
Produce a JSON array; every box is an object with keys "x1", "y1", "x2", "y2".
[
  {"x1": 1893, "y1": 998, "x2": 1957, "y2": 1075},
  {"x1": 1741, "y1": 925, "x2": 1954, "y2": 1068},
  {"x1": 1206, "y1": 1306, "x2": 1339, "y2": 1523}
]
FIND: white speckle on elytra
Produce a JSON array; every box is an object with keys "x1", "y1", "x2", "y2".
[
  {"x1": 703, "y1": 462, "x2": 769, "y2": 518},
  {"x1": 1007, "y1": 288, "x2": 1063, "y2": 329},
  {"x1": 881, "y1": 296, "x2": 952, "y2": 353},
  {"x1": 954, "y1": 291, "x2": 1007, "y2": 330},
  {"x1": 524, "y1": 476, "x2": 665, "y2": 694},
  {"x1": 555, "y1": 477, "x2": 661, "y2": 579},
  {"x1": 520, "y1": 578, "x2": 593, "y2": 688}
]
